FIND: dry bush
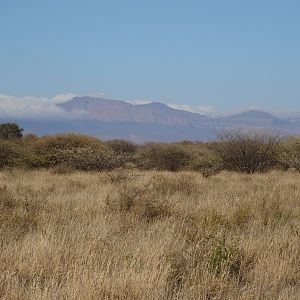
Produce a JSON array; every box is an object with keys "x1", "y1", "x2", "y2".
[
  {"x1": 106, "y1": 139, "x2": 137, "y2": 155},
  {"x1": 30, "y1": 134, "x2": 119, "y2": 170},
  {"x1": 279, "y1": 137, "x2": 300, "y2": 171},
  {"x1": 22, "y1": 133, "x2": 39, "y2": 143},
  {"x1": 189, "y1": 152, "x2": 222, "y2": 177},
  {"x1": 0, "y1": 140, "x2": 24, "y2": 169},
  {"x1": 215, "y1": 129, "x2": 281, "y2": 173},
  {"x1": 34, "y1": 133, "x2": 103, "y2": 150},
  {"x1": 137, "y1": 143, "x2": 192, "y2": 171},
  {"x1": 3, "y1": 130, "x2": 300, "y2": 176},
  {"x1": 172, "y1": 141, "x2": 222, "y2": 176},
  {"x1": 52, "y1": 146, "x2": 122, "y2": 171}
]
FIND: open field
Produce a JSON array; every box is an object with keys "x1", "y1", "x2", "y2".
[{"x1": 0, "y1": 169, "x2": 299, "y2": 299}]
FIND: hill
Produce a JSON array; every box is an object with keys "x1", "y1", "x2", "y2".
[{"x1": 3, "y1": 97, "x2": 300, "y2": 141}]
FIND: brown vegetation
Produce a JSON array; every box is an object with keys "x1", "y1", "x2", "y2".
[
  {"x1": 215, "y1": 129, "x2": 282, "y2": 173},
  {"x1": 279, "y1": 137, "x2": 300, "y2": 171},
  {"x1": 1, "y1": 130, "x2": 300, "y2": 175},
  {"x1": 0, "y1": 129, "x2": 300, "y2": 298},
  {"x1": 0, "y1": 169, "x2": 299, "y2": 299}
]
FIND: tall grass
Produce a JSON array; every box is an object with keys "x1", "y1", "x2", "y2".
[{"x1": 0, "y1": 169, "x2": 299, "y2": 299}]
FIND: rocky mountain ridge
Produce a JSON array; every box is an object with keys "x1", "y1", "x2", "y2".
[{"x1": 3, "y1": 96, "x2": 300, "y2": 142}]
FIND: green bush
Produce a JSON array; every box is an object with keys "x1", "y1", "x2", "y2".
[
  {"x1": 215, "y1": 129, "x2": 281, "y2": 173},
  {"x1": 0, "y1": 123, "x2": 23, "y2": 140},
  {"x1": 137, "y1": 144, "x2": 192, "y2": 171}
]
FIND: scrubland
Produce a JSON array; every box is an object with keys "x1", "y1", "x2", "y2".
[{"x1": 0, "y1": 168, "x2": 299, "y2": 299}]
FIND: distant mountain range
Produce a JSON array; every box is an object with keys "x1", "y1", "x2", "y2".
[
  {"x1": 6, "y1": 96, "x2": 300, "y2": 142},
  {"x1": 57, "y1": 97, "x2": 212, "y2": 127}
]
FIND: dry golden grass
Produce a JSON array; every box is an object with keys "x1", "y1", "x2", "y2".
[{"x1": 0, "y1": 169, "x2": 299, "y2": 299}]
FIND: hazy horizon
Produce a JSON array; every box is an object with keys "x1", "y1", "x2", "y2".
[{"x1": 1, "y1": 92, "x2": 300, "y2": 121}]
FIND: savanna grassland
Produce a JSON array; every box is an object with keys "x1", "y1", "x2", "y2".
[{"x1": 0, "y1": 169, "x2": 299, "y2": 300}]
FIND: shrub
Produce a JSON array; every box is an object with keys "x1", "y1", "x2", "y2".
[
  {"x1": 0, "y1": 140, "x2": 24, "y2": 169},
  {"x1": 24, "y1": 154, "x2": 50, "y2": 169},
  {"x1": 137, "y1": 144, "x2": 192, "y2": 171},
  {"x1": 31, "y1": 134, "x2": 109, "y2": 168},
  {"x1": 178, "y1": 140, "x2": 194, "y2": 145},
  {"x1": 189, "y1": 153, "x2": 222, "y2": 177},
  {"x1": 33, "y1": 134, "x2": 103, "y2": 153},
  {"x1": 22, "y1": 133, "x2": 39, "y2": 142},
  {"x1": 106, "y1": 139, "x2": 137, "y2": 155},
  {"x1": 53, "y1": 146, "x2": 123, "y2": 171},
  {"x1": 279, "y1": 137, "x2": 300, "y2": 171},
  {"x1": 215, "y1": 129, "x2": 281, "y2": 173}
]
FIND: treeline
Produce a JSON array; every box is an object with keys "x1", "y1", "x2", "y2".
[{"x1": 1, "y1": 123, "x2": 300, "y2": 174}]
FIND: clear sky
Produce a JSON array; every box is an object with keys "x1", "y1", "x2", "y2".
[{"x1": 1, "y1": 0, "x2": 300, "y2": 112}]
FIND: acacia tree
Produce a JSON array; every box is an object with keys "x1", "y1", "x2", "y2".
[{"x1": 0, "y1": 123, "x2": 24, "y2": 140}]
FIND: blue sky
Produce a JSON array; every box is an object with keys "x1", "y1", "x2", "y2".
[{"x1": 1, "y1": 0, "x2": 300, "y2": 113}]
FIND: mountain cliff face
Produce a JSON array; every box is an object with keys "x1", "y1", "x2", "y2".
[{"x1": 9, "y1": 96, "x2": 300, "y2": 142}]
